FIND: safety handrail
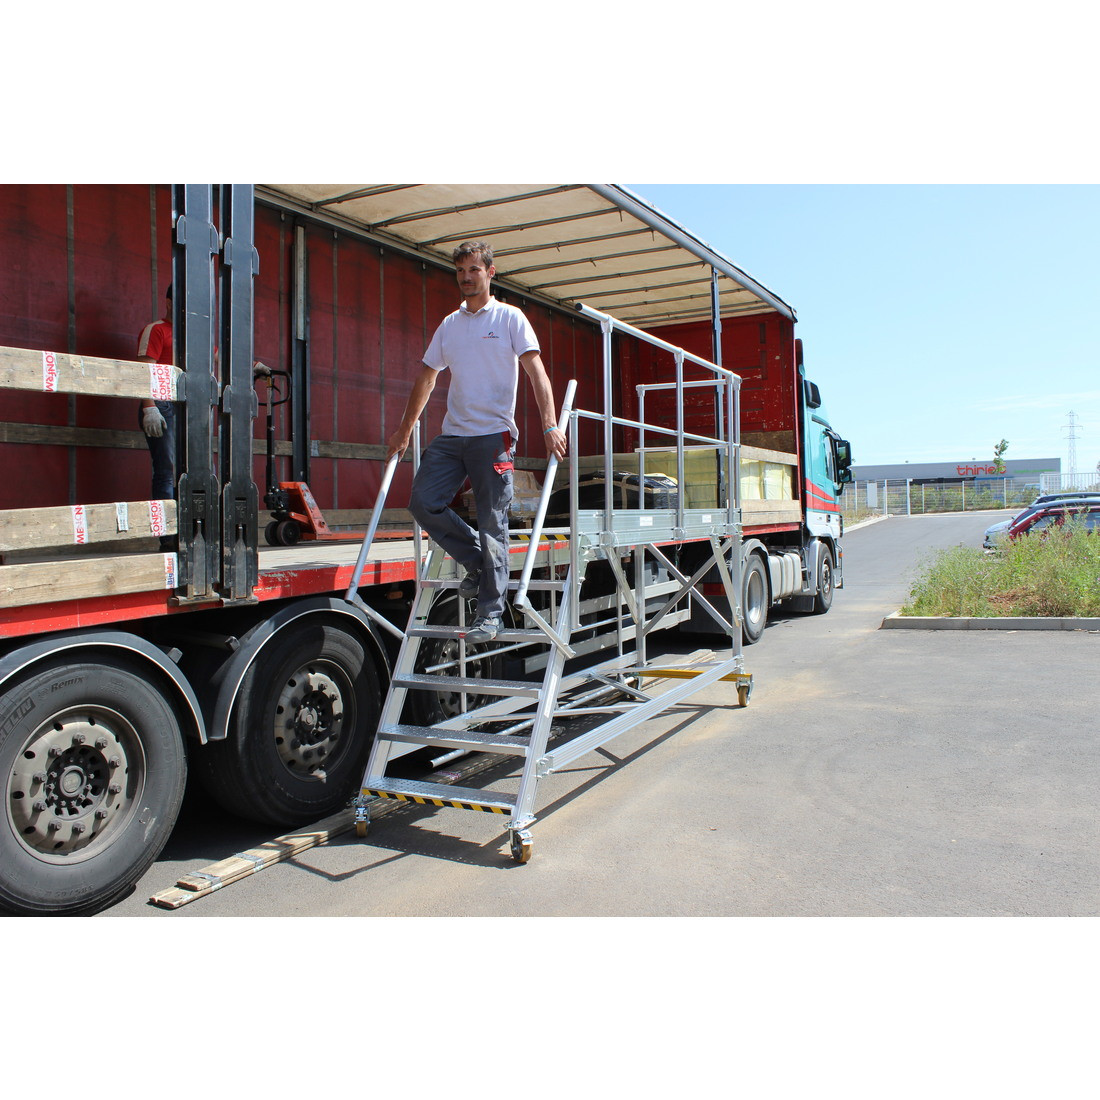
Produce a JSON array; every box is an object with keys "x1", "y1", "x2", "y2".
[
  {"x1": 342, "y1": 425, "x2": 426, "y2": 644},
  {"x1": 573, "y1": 302, "x2": 740, "y2": 536},
  {"x1": 513, "y1": 377, "x2": 577, "y2": 613}
]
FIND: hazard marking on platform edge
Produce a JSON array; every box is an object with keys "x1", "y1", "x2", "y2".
[{"x1": 363, "y1": 789, "x2": 509, "y2": 814}]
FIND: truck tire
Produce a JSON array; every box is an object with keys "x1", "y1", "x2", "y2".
[
  {"x1": 196, "y1": 620, "x2": 380, "y2": 827},
  {"x1": 741, "y1": 553, "x2": 769, "y2": 645},
  {"x1": 0, "y1": 655, "x2": 187, "y2": 916},
  {"x1": 813, "y1": 546, "x2": 835, "y2": 614}
]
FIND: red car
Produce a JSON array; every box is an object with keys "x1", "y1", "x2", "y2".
[{"x1": 1007, "y1": 501, "x2": 1100, "y2": 540}]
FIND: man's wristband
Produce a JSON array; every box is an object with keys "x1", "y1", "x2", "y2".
[{"x1": 544, "y1": 427, "x2": 556, "y2": 434}]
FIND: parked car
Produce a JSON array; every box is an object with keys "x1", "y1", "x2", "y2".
[
  {"x1": 984, "y1": 493, "x2": 1100, "y2": 549},
  {"x1": 1006, "y1": 501, "x2": 1100, "y2": 541}
]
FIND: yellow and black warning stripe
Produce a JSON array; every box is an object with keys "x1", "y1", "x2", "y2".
[{"x1": 362, "y1": 789, "x2": 509, "y2": 815}]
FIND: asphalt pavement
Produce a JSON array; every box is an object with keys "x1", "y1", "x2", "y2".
[{"x1": 103, "y1": 508, "x2": 1100, "y2": 918}]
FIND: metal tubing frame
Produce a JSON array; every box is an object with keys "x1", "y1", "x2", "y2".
[
  {"x1": 574, "y1": 301, "x2": 740, "y2": 540},
  {"x1": 513, "y1": 378, "x2": 577, "y2": 613},
  {"x1": 566, "y1": 300, "x2": 745, "y2": 694},
  {"x1": 353, "y1": 295, "x2": 749, "y2": 849}
]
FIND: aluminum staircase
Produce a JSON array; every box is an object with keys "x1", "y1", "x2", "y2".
[
  {"x1": 354, "y1": 540, "x2": 574, "y2": 861},
  {"x1": 345, "y1": 306, "x2": 754, "y2": 864}
]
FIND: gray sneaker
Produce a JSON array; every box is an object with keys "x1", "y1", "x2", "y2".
[
  {"x1": 464, "y1": 616, "x2": 501, "y2": 643},
  {"x1": 458, "y1": 568, "x2": 481, "y2": 599}
]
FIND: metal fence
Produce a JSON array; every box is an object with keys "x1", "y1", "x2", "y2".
[
  {"x1": 840, "y1": 473, "x2": 1100, "y2": 526},
  {"x1": 844, "y1": 478, "x2": 1041, "y2": 523},
  {"x1": 1039, "y1": 472, "x2": 1100, "y2": 495}
]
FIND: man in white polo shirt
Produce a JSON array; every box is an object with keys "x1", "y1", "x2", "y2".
[{"x1": 387, "y1": 241, "x2": 567, "y2": 642}]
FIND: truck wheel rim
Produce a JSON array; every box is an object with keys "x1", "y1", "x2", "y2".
[
  {"x1": 745, "y1": 569, "x2": 766, "y2": 626},
  {"x1": 8, "y1": 705, "x2": 145, "y2": 864},
  {"x1": 273, "y1": 661, "x2": 351, "y2": 778}
]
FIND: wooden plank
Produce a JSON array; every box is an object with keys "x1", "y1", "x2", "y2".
[
  {"x1": 0, "y1": 344, "x2": 183, "y2": 401},
  {"x1": 0, "y1": 551, "x2": 178, "y2": 609},
  {"x1": 741, "y1": 444, "x2": 798, "y2": 466},
  {"x1": 0, "y1": 422, "x2": 146, "y2": 450},
  {"x1": 742, "y1": 500, "x2": 802, "y2": 526},
  {"x1": 148, "y1": 750, "x2": 512, "y2": 910},
  {"x1": 0, "y1": 500, "x2": 177, "y2": 552}
]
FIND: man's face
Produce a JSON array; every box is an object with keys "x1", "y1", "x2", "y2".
[{"x1": 455, "y1": 254, "x2": 494, "y2": 300}]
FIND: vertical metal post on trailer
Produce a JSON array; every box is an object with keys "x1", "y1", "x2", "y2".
[
  {"x1": 290, "y1": 221, "x2": 311, "y2": 485},
  {"x1": 172, "y1": 184, "x2": 221, "y2": 603},
  {"x1": 218, "y1": 184, "x2": 261, "y2": 602},
  {"x1": 711, "y1": 268, "x2": 728, "y2": 505}
]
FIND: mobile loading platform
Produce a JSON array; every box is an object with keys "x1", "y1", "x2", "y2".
[{"x1": 344, "y1": 305, "x2": 753, "y2": 862}]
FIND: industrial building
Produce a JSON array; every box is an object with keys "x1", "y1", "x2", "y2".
[{"x1": 851, "y1": 457, "x2": 1060, "y2": 486}]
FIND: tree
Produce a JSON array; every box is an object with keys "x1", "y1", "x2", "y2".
[{"x1": 992, "y1": 439, "x2": 1009, "y2": 475}]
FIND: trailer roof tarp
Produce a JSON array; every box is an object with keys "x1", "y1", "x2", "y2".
[{"x1": 257, "y1": 184, "x2": 796, "y2": 327}]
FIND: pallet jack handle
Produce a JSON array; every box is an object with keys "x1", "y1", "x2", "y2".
[{"x1": 259, "y1": 369, "x2": 291, "y2": 491}]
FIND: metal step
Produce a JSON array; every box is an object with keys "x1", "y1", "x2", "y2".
[
  {"x1": 406, "y1": 624, "x2": 545, "y2": 642},
  {"x1": 378, "y1": 723, "x2": 531, "y2": 755},
  {"x1": 420, "y1": 577, "x2": 565, "y2": 591},
  {"x1": 360, "y1": 776, "x2": 515, "y2": 815},
  {"x1": 391, "y1": 673, "x2": 541, "y2": 697}
]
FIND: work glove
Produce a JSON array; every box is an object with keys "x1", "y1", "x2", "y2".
[{"x1": 143, "y1": 406, "x2": 167, "y2": 438}]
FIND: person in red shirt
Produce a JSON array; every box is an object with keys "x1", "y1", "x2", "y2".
[{"x1": 136, "y1": 285, "x2": 176, "y2": 502}]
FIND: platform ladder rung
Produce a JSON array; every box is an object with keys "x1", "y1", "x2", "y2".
[
  {"x1": 377, "y1": 723, "x2": 532, "y2": 755},
  {"x1": 405, "y1": 624, "x2": 547, "y2": 643},
  {"x1": 390, "y1": 673, "x2": 541, "y2": 698}
]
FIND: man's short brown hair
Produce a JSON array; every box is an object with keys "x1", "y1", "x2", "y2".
[{"x1": 452, "y1": 240, "x2": 494, "y2": 267}]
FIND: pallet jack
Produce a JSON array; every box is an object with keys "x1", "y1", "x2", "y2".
[{"x1": 259, "y1": 369, "x2": 357, "y2": 546}]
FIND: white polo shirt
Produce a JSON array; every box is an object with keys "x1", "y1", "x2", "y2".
[{"x1": 423, "y1": 297, "x2": 540, "y2": 439}]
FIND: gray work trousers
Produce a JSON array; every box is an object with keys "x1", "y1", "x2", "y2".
[{"x1": 408, "y1": 432, "x2": 514, "y2": 622}]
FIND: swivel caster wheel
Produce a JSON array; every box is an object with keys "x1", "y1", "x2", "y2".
[
  {"x1": 509, "y1": 828, "x2": 533, "y2": 864},
  {"x1": 354, "y1": 803, "x2": 370, "y2": 839},
  {"x1": 736, "y1": 676, "x2": 753, "y2": 707}
]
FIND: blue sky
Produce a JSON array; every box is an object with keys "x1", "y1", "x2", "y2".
[{"x1": 627, "y1": 185, "x2": 1099, "y2": 475}]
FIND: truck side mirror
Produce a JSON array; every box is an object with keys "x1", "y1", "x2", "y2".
[
  {"x1": 804, "y1": 379, "x2": 822, "y2": 409},
  {"x1": 834, "y1": 438, "x2": 853, "y2": 484}
]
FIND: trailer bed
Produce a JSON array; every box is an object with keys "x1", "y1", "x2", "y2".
[{"x1": 0, "y1": 534, "x2": 577, "y2": 640}]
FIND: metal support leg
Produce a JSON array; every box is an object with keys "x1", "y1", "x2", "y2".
[{"x1": 173, "y1": 184, "x2": 221, "y2": 603}]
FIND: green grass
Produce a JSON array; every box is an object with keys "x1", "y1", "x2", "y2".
[{"x1": 901, "y1": 523, "x2": 1100, "y2": 617}]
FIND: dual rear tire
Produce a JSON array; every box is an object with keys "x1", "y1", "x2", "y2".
[{"x1": 195, "y1": 619, "x2": 381, "y2": 828}]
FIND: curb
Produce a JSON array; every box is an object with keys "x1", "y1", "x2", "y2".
[
  {"x1": 844, "y1": 514, "x2": 891, "y2": 532},
  {"x1": 881, "y1": 612, "x2": 1100, "y2": 632}
]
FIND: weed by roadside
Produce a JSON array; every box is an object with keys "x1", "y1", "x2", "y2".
[{"x1": 900, "y1": 522, "x2": 1100, "y2": 617}]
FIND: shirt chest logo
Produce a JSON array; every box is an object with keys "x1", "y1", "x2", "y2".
[{"x1": 483, "y1": 331, "x2": 500, "y2": 339}]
